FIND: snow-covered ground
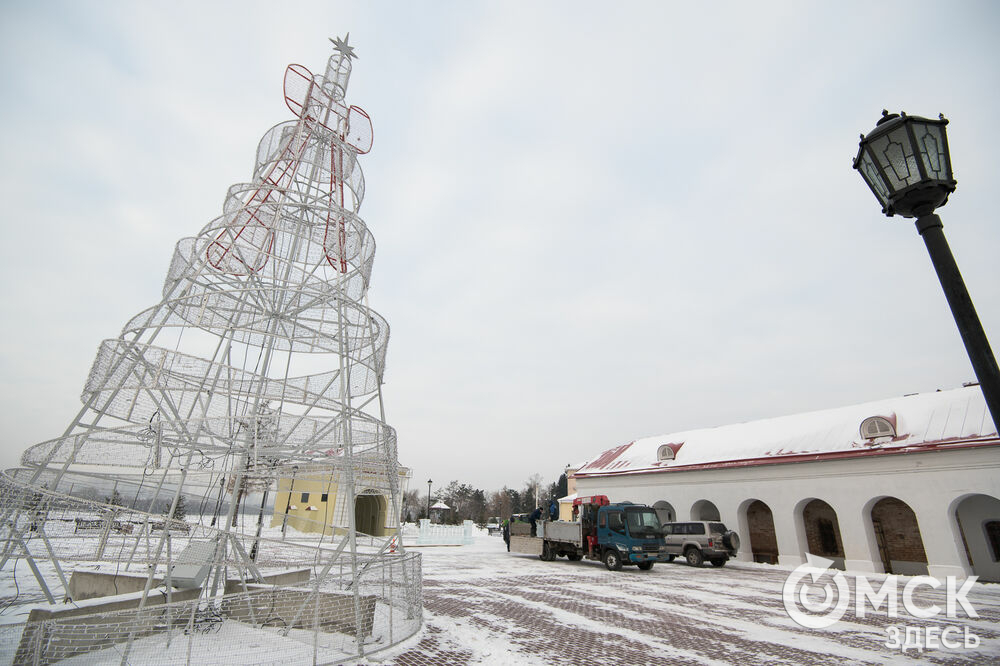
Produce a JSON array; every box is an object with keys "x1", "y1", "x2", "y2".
[
  {"x1": 375, "y1": 531, "x2": 1000, "y2": 665},
  {"x1": 3, "y1": 528, "x2": 999, "y2": 664},
  {"x1": 0, "y1": 516, "x2": 419, "y2": 664}
]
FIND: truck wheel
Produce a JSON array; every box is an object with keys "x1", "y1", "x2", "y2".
[
  {"x1": 684, "y1": 547, "x2": 704, "y2": 567},
  {"x1": 603, "y1": 548, "x2": 623, "y2": 571},
  {"x1": 710, "y1": 558, "x2": 727, "y2": 567},
  {"x1": 540, "y1": 542, "x2": 554, "y2": 562},
  {"x1": 637, "y1": 561, "x2": 654, "y2": 571},
  {"x1": 567, "y1": 552, "x2": 582, "y2": 561},
  {"x1": 723, "y1": 531, "x2": 740, "y2": 552}
]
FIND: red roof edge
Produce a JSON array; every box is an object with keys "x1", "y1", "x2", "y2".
[
  {"x1": 572, "y1": 436, "x2": 1000, "y2": 478},
  {"x1": 578, "y1": 441, "x2": 634, "y2": 472}
]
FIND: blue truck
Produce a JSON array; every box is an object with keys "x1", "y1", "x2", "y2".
[{"x1": 508, "y1": 495, "x2": 670, "y2": 571}]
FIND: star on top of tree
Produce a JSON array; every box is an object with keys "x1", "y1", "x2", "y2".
[{"x1": 330, "y1": 34, "x2": 357, "y2": 60}]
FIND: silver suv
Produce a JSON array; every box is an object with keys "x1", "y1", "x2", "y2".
[{"x1": 662, "y1": 521, "x2": 740, "y2": 567}]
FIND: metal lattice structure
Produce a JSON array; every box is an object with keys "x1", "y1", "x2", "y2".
[{"x1": 0, "y1": 36, "x2": 421, "y2": 664}]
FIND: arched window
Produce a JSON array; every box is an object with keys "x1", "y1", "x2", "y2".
[
  {"x1": 860, "y1": 416, "x2": 895, "y2": 440},
  {"x1": 657, "y1": 445, "x2": 675, "y2": 461}
]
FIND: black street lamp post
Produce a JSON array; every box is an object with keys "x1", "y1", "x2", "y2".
[
  {"x1": 854, "y1": 110, "x2": 1000, "y2": 432},
  {"x1": 426, "y1": 479, "x2": 432, "y2": 521}
]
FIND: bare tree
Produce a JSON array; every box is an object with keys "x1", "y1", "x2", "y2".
[
  {"x1": 523, "y1": 473, "x2": 544, "y2": 510},
  {"x1": 401, "y1": 489, "x2": 422, "y2": 522}
]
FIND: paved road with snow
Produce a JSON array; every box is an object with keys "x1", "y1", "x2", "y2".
[{"x1": 378, "y1": 534, "x2": 1000, "y2": 665}]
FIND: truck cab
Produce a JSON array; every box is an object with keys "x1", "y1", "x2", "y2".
[{"x1": 596, "y1": 502, "x2": 670, "y2": 570}]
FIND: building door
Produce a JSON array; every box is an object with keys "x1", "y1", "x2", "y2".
[
  {"x1": 872, "y1": 517, "x2": 893, "y2": 573},
  {"x1": 801, "y1": 499, "x2": 845, "y2": 569},
  {"x1": 870, "y1": 497, "x2": 927, "y2": 576},
  {"x1": 746, "y1": 500, "x2": 778, "y2": 564},
  {"x1": 354, "y1": 494, "x2": 387, "y2": 536}
]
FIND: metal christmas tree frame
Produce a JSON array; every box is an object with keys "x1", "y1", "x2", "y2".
[{"x1": 0, "y1": 36, "x2": 421, "y2": 664}]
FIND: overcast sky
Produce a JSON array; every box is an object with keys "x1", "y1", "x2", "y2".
[{"x1": 1, "y1": 1, "x2": 998, "y2": 494}]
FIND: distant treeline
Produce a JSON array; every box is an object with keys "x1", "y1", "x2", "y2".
[{"x1": 402, "y1": 472, "x2": 569, "y2": 526}]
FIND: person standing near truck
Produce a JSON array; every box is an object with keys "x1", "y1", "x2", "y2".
[
  {"x1": 502, "y1": 519, "x2": 510, "y2": 551},
  {"x1": 548, "y1": 500, "x2": 559, "y2": 521},
  {"x1": 529, "y1": 507, "x2": 542, "y2": 537}
]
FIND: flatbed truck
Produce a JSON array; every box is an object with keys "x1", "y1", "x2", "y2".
[{"x1": 509, "y1": 495, "x2": 670, "y2": 571}]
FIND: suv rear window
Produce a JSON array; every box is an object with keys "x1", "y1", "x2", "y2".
[{"x1": 665, "y1": 522, "x2": 715, "y2": 535}]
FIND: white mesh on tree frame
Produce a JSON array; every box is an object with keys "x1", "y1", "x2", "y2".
[{"x1": 0, "y1": 36, "x2": 421, "y2": 664}]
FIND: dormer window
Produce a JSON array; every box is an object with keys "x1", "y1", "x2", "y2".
[
  {"x1": 657, "y1": 442, "x2": 683, "y2": 461},
  {"x1": 860, "y1": 416, "x2": 895, "y2": 440}
]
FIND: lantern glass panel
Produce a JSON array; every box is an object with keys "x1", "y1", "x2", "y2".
[
  {"x1": 914, "y1": 122, "x2": 950, "y2": 181},
  {"x1": 871, "y1": 125, "x2": 921, "y2": 193},
  {"x1": 858, "y1": 148, "x2": 890, "y2": 206}
]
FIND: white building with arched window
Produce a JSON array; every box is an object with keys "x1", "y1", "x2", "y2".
[{"x1": 571, "y1": 384, "x2": 1000, "y2": 581}]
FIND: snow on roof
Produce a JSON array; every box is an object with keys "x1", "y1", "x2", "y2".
[
  {"x1": 431, "y1": 501, "x2": 451, "y2": 510},
  {"x1": 575, "y1": 385, "x2": 998, "y2": 477}
]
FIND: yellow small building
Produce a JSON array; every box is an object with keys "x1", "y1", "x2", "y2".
[{"x1": 270, "y1": 463, "x2": 410, "y2": 537}]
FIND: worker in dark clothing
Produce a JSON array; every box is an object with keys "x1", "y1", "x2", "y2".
[
  {"x1": 502, "y1": 519, "x2": 510, "y2": 551},
  {"x1": 529, "y1": 507, "x2": 542, "y2": 537},
  {"x1": 548, "y1": 500, "x2": 559, "y2": 521}
]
